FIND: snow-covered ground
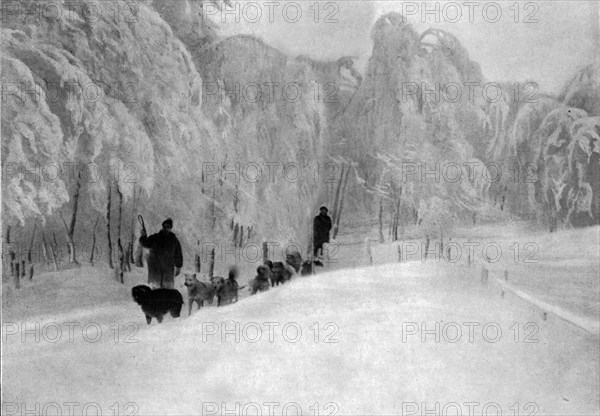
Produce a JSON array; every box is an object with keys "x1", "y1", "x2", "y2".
[{"x1": 2, "y1": 223, "x2": 599, "y2": 415}]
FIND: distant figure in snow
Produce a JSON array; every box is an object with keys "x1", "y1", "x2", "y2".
[
  {"x1": 313, "y1": 206, "x2": 332, "y2": 258},
  {"x1": 139, "y1": 218, "x2": 183, "y2": 289}
]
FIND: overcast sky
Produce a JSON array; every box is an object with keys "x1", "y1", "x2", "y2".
[{"x1": 217, "y1": 1, "x2": 599, "y2": 94}]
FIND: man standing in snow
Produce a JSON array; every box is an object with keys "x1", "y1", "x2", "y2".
[
  {"x1": 139, "y1": 218, "x2": 183, "y2": 289},
  {"x1": 313, "y1": 206, "x2": 332, "y2": 259}
]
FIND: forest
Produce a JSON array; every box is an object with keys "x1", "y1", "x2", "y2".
[{"x1": 2, "y1": 1, "x2": 598, "y2": 283}]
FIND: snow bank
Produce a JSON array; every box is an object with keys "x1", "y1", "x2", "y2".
[{"x1": 3, "y1": 252, "x2": 598, "y2": 415}]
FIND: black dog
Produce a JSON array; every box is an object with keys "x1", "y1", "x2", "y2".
[
  {"x1": 250, "y1": 264, "x2": 271, "y2": 295},
  {"x1": 131, "y1": 285, "x2": 183, "y2": 325},
  {"x1": 270, "y1": 261, "x2": 293, "y2": 286}
]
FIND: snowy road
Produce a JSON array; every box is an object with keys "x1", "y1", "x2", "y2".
[{"x1": 2, "y1": 224, "x2": 599, "y2": 415}]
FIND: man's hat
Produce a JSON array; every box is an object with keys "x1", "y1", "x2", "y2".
[
  {"x1": 162, "y1": 218, "x2": 173, "y2": 228},
  {"x1": 319, "y1": 206, "x2": 328, "y2": 212}
]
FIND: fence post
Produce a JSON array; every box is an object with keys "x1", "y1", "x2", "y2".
[{"x1": 480, "y1": 266, "x2": 489, "y2": 285}]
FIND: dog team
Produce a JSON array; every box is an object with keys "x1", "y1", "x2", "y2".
[{"x1": 132, "y1": 207, "x2": 332, "y2": 324}]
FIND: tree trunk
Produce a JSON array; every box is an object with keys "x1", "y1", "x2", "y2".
[
  {"x1": 50, "y1": 243, "x2": 59, "y2": 271},
  {"x1": 211, "y1": 186, "x2": 217, "y2": 230},
  {"x1": 233, "y1": 184, "x2": 239, "y2": 213},
  {"x1": 388, "y1": 205, "x2": 393, "y2": 239},
  {"x1": 124, "y1": 242, "x2": 132, "y2": 272},
  {"x1": 134, "y1": 242, "x2": 144, "y2": 267},
  {"x1": 467, "y1": 239, "x2": 473, "y2": 266},
  {"x1": 332, "y1": 165, "x2": 350, "y2": 239},
  {"x1": 115, "y1": 240, "x2": 124, "y2": 283},
  {"x1": 58, "y1": 168, "x2": 83, "y2": 264},
  {"x1": 331, "y1": 163, "x2": 345, "y2": 225},
  {"x1": 129, "y1": 186, "x2": 137, "y2": 263},
  {"x1": 114, "y1": 181, "x2": 124, "y2": 283},
  {"x1": 500, "y1": 185, "x2": 508, "y2": 211},
  {"x1": 5, "y1": 226, "x2": 15, "y2": 279},
  {"x1": 69, "y1": 169, "x2": 82, "y2": 236},
  {"x1": 14, "y1": 262, "x2": 20, "y2": 289},
  {"x1": 549, "y1": 213, "x2": 558, "y2": 233},
  {"x1": 195, "y1": 240, "x2": 201, "y2": 273},
  {"x1": 27, "y1": 223, "x2": 36, "y2": 281},
  {"x1": 393, "y1": 199, "x2": 401, "y2": 241},
  {"x1": 52, "y1": 232, "x2": 60, "y2": 269},
  {"x1": 262, "y1": 242, "x2": 269, "y2": 263},
  {"x1": 106, "y1": 181, "x2": 114, "y2": 269},
  {"x1": 378, "y1": 198, "x2": 384, "y2": 243},
  {"x1": 125, "y1": 245, "x2": 132, "y2": 271},
  {"x1": 208, "y1": 248, "x2": 215, "y2": 278},
  {"x1": 396, "y1": 187, "x2": 402, "y2": 239},
  {"x1": 90, "y1": 216, "x2": 100, "y2": 266},
  {"x1": 239, "y1": 226, "x2": 244, "y2": 248},
  {"x1": 41, "y1": 231, "x2": 50, "y2": 266},
  {"x1": 424, "y1": 235, "x2": 430, "y2": 260},
  {"x1": 59, "y1": 210, "x2": 78, "y2": 264}
]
